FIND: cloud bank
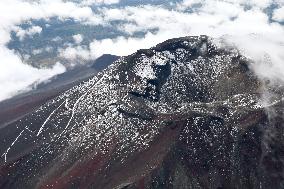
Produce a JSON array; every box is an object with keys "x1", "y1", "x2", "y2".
[
  {"x1": 0, "y1": 47, "x2": 66, "y2": 100},
  {"x1": 0, "y1": 0, "x2": 103, "y2": 101}
]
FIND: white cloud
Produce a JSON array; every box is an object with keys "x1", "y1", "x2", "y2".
[
  {"x1": 52, "y1": 36, "x2": 62, "y2": 42},
  {"x1": 32, "y1": 48, "x2": 43, "y2": 55},
  {"x1": 100, "y1": 4, "x2": 282, "y2": 37},
  {"x1": 73, "y1": 34, "x2": 83, "y2": 44},
  {"x1": 81, "y1": 0, "x2": 120, "y2": 5},
  {"x1": 15, "y1": 25, "x2": 42, "y2": 41},
  {"x1": 179, "y1": 0, "x2": 274, "y2": 10},
  {"x1": 89, "y1": 31, "x2": 184, "y2": 58},
  {"x1": 0, "y1": 0, "x2": 103, "y2": 101},
  {"x1": 59, "y1": 45, "x2": 90, "y2": 60},
  {"x1": 224, "y1": 34, "x2": 284, "y2": 82},
  {"x1": 0, "y1": 47, "x2": 66, "y2": 101},
  {"x1": 178, "y1": 0, "x2": 202, "y2": 8},
  {"x1": 200, "y1": 1, "x2": 242, "y2": 18},
  {"x1": 273, "y1": 7, "x2": 284, "y2": 22}
]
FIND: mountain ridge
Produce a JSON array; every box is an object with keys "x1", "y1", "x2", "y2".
[{"x1": 0, "y1": 35, "x2": 283, "y2": 189}]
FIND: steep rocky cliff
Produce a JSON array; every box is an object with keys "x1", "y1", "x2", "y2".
[{"x1": 0, "y1": 36, "x2": 283, "y2": 189}]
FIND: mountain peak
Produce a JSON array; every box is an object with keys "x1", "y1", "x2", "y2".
[{"x1": 0, "y1": 36, "x2": 283, "y2": 189}]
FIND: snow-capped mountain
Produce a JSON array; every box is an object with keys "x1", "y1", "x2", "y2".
[{"x1": 0, "y1": 36, "x2": 283, "y2": 189}]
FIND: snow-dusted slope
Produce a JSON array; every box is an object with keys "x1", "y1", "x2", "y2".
[{"x1": 0, "y1": 36, "x2": 283, "y2": 189}]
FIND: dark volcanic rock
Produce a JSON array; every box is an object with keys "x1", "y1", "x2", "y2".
[
  {"x1": 0, "y1": 36, "x2": 283, "y2": 189},
  {"x1": 92, "y1": 54, "x2": 119, "y2": 71}
]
